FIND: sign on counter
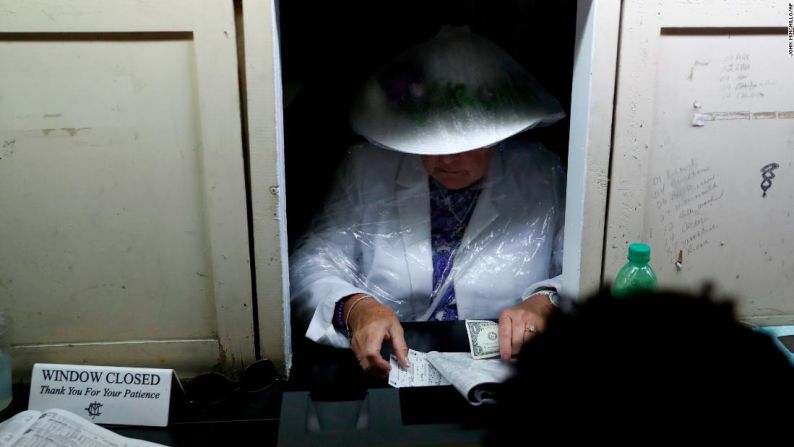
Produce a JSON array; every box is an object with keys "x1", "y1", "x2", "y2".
[{"x1": 28, "y1": 363, "x2": 175, "y2": 427}]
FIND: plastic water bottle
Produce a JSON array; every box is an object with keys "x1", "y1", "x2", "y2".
[
  {"x1": 0, "y1": 313, "x2": 11, "y2": 411},
  {"x1": 614, "y1": 243, "x2": 657, "y2": 297}
]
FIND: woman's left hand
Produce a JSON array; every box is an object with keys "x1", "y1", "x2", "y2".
[{"x1": 498, "y1": 293, "x2": 556, "y2": 360}]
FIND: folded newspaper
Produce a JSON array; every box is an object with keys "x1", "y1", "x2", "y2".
[
  {"x1": 0, "y1": 408, "x2": 165, "y2": 447},
  {"x1": 389, "y1": 349, "x2": 514, "y2": 405}
]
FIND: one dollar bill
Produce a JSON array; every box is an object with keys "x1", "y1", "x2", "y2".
[{"x1": 465, "y1": 320, "x2": 500, "y2": 359}]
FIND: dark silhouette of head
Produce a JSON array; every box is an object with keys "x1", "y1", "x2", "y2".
[{"x1": 486, "y1": 289, "x2": 794, "y2": 443}]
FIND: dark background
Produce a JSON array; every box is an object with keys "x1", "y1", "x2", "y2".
[{"x1": 278, "y1": 0, "x2": 578, "y2": 247}]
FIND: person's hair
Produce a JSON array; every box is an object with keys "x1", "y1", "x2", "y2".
[{"x1": 486, "y1": 288, "x2": 794, "y2": 443}]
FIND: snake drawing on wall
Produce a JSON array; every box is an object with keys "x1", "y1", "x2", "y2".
[{"x1": 760, "y1": 163, "x2": 779, "y2": 198}]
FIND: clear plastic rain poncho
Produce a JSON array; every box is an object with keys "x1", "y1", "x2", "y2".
[{"x1": 290, "y1": 27, "x2": 566, "y2": 348}]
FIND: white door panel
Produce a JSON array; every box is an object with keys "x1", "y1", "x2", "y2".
[{"x1": 0, "y1": 0, "x2": 253, "y2": 377}]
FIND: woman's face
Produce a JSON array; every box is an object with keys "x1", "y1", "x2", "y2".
[{"x1": 421, "y1": 147, "x2": 495, "y2": 190}]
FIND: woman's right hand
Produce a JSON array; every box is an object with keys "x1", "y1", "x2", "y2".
[{"x1": 344, "y1": 294, "x2": 410, "y2": 378}]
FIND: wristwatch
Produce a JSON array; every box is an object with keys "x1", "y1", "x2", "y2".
[{"x1": 534, "y1": 289, "x2": 561, "y2": 307}]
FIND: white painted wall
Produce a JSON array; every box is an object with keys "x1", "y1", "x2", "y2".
[
  {"x1": 607, "y1": 0, "x2": 794, "y2": 324},
  {"x1": 242, "y1": 0, "x2": 291, "y2": 374}
]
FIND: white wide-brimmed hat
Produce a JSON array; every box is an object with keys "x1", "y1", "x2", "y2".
[{"x1": 350, "y1": 26, "x2": 565, "y2": 155}]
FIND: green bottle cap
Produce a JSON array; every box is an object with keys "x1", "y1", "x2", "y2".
[{"x1": 627, "y1": 243, "x2": 651, "y2": 263}]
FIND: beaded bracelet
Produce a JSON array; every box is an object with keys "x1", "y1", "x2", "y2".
[{"x1": 332, "y1": 296, "x2": 350, "y2": 332}]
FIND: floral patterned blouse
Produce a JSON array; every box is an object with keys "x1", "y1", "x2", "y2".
[{"x1": 428, "y1": 179, "x2": 482, "y2": 321}]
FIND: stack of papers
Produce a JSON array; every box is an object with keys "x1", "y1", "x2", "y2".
[{"x1": 388, "y1": 350, "x2": 514, "y2": 405}]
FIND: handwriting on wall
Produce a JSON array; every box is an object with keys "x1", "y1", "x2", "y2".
[
  {"x1": 650, "y1": 159, "x2": 725, "y2": 263},
  {"x1": 690, "y1": 51, "x2": 790, "y2": 127},
  {"x1": 718, "y1": 53, "x2": 777, "y2": 101}
]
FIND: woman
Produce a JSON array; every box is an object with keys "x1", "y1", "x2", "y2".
[{"x1": 290, "y1": 27, "x2": 566, "y2": 377}]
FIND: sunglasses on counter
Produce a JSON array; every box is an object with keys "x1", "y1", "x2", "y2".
[{"x1": 184, "y1": 359, "x2": 282, "y2": 406}]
